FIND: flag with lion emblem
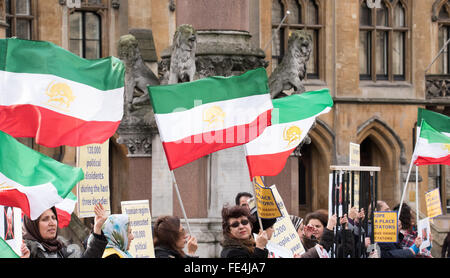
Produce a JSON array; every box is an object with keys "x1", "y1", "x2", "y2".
[
  {"x1": 0, "y1": 38, "x2": 124, "y2": 147},
  {"x1": 148, "y1": 68, "x2": 272, "y2": 170},
  {"x1": 244, "y1": 89, "x2": 333, "y2": 180}
]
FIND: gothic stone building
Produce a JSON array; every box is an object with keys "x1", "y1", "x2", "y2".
[{"x1": 0, "y1": 0, "x2": 449, "y2": 258}]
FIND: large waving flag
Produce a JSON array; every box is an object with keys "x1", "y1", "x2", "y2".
[
  {"x1": 413, "y1": 109, "x2": 450, "y2": 166},
  {"x1": 0, "y1": 38, "x2": 125, "y2": 147},
  {"x1": 0, "y1": 130, "x2": 84, "y2": 220},
  {"x1": 244, "y1": 89, "x2": 333, "y2": 180},
  {"x1": 148, "y1": 68, "x2": 272, "y2": 170}
]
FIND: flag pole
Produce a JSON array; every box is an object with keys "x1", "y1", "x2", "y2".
[
  {"x1": 415, "y1": 165, "x2": 420, "y2": 226},
  {"x1": 170, "y1": 170, "x2": 192, "y2": 235},
  {"x1": 252, "y1": 177, "x2": 264, "y2": 232}
]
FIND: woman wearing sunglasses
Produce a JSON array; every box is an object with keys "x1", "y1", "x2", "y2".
[{"x1": 220, "y1": 205, "x2": 269, "y2": 258}]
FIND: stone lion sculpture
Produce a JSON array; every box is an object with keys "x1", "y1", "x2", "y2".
[
  {"x1": 118, "y1": 34, "x2": 160, "y2": 117},
  {"x1": 167, "y1": 24, "x2": 197, "y2": 84},
  {"x1": 268, "y1": 30, "x2": 312, "y2": 99}
]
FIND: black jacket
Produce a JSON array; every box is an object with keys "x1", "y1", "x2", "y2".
[
  {"x1": 154, "y1": 245, "x2": 195, "y2": 258},
  {"x1": 220, "y1": 238, "x2": 268, "y2": 258},
  {"x1": 25, "y1": 232, "x2": 107, "y2": 258}
]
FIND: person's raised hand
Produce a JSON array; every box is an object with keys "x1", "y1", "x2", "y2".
[
  {"x1": 255, "y1": 229, "x2": 268, "y2": 250},
  {"x1": 20, "y1": 242, "x2": 30, "y2": 258},
  {"x1": 327, "y1": 214, "x2": 337, "y2": 230},
  {"x1": 93, "y1": 202, "x2": 108, "y2": 235},
  {"x1": 186, "y1": 235, "x2": 198, "y2": 256}
]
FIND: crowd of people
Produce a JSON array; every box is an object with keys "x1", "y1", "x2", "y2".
[{"x1": 15, "y1": 191, "x2": 448, "y2": 259}]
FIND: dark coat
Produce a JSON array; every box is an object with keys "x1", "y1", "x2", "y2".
[
  {"x1": 220, "y1": 238, "x2": 268, "y2": 258},
  {"x1": 378, "y1": 233, "x2": 414, "y2": 258},
  {"x1": 25, "y1": 232, "x2": 107, "y2": 258},
  {"x1": 442, "y1": 232, "x2": 450, "y2": 258},
  {"x1": 154, "y1": 245, "x2": 195, "y2": 258}
]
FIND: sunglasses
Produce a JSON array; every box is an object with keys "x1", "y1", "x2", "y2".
[{"x1": 230, "y1": 219, "x2": 250, "y2": 228}]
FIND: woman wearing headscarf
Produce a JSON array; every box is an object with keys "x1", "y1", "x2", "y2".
[
  {"x1": 153, "y1": 215, "x2": 198, "y2": 258},
  {"x1": 22, "y1": 203, "x2": 108, "y2": 258},
  {"x1": 220, "y1": 205, "x2": 269, "y2": 258},
  {"x1": 102, "y1": 214, "x2": 134, "y2": 258}
]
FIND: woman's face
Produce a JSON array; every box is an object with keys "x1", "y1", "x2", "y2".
[
  {"x1": 127, "y1": 226, "x2": 134, "y2": 251},
  {"x1": 176, "y1": 224, "x2": 187, "y2": 250},
  {"x1": 308, "y1": 219, "x2": 324, "y2": 239},
  {"x1": 38, "y1": 209, "x2": 58, "y2": 240},
  {"x1": 228, "y1": 216, "x2": 251, "y2": 240}
]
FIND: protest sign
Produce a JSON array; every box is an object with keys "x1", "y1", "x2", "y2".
[
  {"x1": 77, "y1": 140, "x2": 111, "y2": 217},
  {"x1": 253, "y1": 182, "x2": 282, "y2": 219},
  {"x1": 254, "y1": 234, "x2": 293, "y2": 258},
  {"x1": 349, "y1": 143, "x2": 360, "y2": 209},
  {"x1": 425, "y1": 188, "x2": 443, "y2": 219},
  {"x1": 0, "y1": 206, "x2": 22, "y2": 255},
  {"x1": 121, "y1": 200, "x2": 155, "y2": 258},
  {"x1": 270, "y1": 185, "x2": 305, "y2": 256},
  {"x1": 373, "y1": 211, "x2": 398, "y2": 243},
  {"x1": 417, "y1": 217, "x2": 431, "y2": 250}
]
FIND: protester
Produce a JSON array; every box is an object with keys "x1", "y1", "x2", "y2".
[
  {"x1": 393, "y1": 203, "x2": 432, "y2": 258},
  {"x1": 290, "y1": 215, "x2": 304, "y2": 239},
  {"x1": 220, "y1": 205, "x2": 269, "y2": 258},
  {"x1": 153, "y1": 215, "x2": 198, "y2": 258},
  {"x1": 101, "y1": 214, "x2": 134, "y2": 258},
  {"x1": 442, "y1": 232, "x2": 450, "y2": 258},
  {"x1": 348, "y1": 206, "x2": 367, "y2": 257},
  {"x1": 235, "y1": 192, "x2": 253, "y2": 209},
  {"x1": 22, "y1": 203, "x2": 108, "y2": 258}
]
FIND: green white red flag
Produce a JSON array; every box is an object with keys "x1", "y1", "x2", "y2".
[
  {"x1": 0, "y1": 237, "x2": 19, "y2": 258},
  {"x1": 0, "y1": 38, "x2": 125, "y2": 147},
  {"x1": 413, "y1": 109, "x2": 450, "y2": 166},
  {"x1": 244, "y1": 89, "x2": 333, "y2": 180},
  {"x1": 0, "y1": 130, "x2": 84, "y2": 220},
  {"x1": 148, "y1": 68, "x2": 272, "y2": 170}
]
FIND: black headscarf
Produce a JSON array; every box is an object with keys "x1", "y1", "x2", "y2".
[{"x1": 23, "y1": 207, "x2": 64, "y2": 253}]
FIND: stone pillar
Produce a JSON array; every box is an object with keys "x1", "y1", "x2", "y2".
[{"x1": 0, "y1": 0, "x2": 7, "y2": 38}]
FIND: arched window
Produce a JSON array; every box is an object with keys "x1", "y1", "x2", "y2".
[
  {"x1": 69, "y1": 0, "x2": 104, "y2": 59},
  {"x1": 271, "y1": 0, "x2": 323, "y2": 79},
  {"x1": 359, "y1": 0, "x2": 409, "y2": 81},
  {"x1": 437, "y1": 1, "x2": 450, "y2": 74},
  {"x1": 5, "y1": 0, "x2": 36, "y2": 39}
]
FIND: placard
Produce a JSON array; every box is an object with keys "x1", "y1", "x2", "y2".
[
  {"x1": 373, "y1": 211, "x2": 398, "y2": 243},
  {"x1": 253, "y1": 182, "x2": 282, "y2": 219},
  {"x1": 425, "y1": 188, "x2": 443, "y2": 219},
  {"x1": 121, "y1": 200, "x2": 155, "y2": 258},
  {"x1": 349, "y1": 142, "x2": 360, "y2": 209},
  {"x1": 417, "y1": 217, "x2": 431, "y2": 250},
  {"x1": 0, "y1": 206, "x2": 22, "y2": 256},
  {"x1": 77, "y1": 140, "x2": 111, "y2": 218}
]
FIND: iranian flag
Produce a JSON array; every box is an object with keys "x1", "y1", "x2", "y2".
[
  {"x1": 55, "y1": 192, "x2": 77, "y2": 228},
  {"x1": 148, "y1": 68, "x2": 272, "y2": 170},
  {"x1": 413, "y1": 109, "x2": 450, "y2": 166},
  {"x1": 244, "y1": 89, "x2": 333, "y2": 180},
  {"x1": 0, "y1": 38, "x2": 124, "y2": 147},
  {"x1": 0, "y1": 130, "x2": 84, "y2": 220}
]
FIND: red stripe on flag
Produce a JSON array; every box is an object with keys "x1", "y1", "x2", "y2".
[
  {"x1": 162, "y1": 109, "x2": 272, "y2": 170},
  {"x1": 55, "y1": 208, "x2": 72, "y2": 228},
  {"x1": 414, "y1": 155, "x2": 450, "y2": 166},
  {"x1": 0, "y1": 104, "x2": 120, "y2": 147},
  {"x1": 0, "y1": 189, "x2": 31, "y2": 218},
  {"x1": 246, "y1": 147, "x2": 295, "y2": 180}
]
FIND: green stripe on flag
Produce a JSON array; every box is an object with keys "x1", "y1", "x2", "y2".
[
  {"x1": 0, "y1": 238, "x2": 19, "y2": 258},
  {"x1": 148, "y1": 68, "x2": 269, "y2": 114},
  {"x1": 1, "y1": 38, "x2": 124, "y2": 91},
  {"x1": 420, "y1": 120, "x2": 450, "y2": 144},
  {"x1": 273, "y1": 89, "x2": 333, "y2": 124},
  {"x1": 0, "y1": 130, "x2": 84, "y2": 198},
  {"x1": 418, "y1": 108, "x2": 450, "y2": 133}
]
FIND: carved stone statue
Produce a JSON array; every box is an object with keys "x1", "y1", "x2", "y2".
[
  {"x1": 118, "y1": 34, "x2": 159, "y2": 126},
  {"x1": 268, "y1": 30, "x2": 312, "y2": 99},
  {"x1": 161, "y1": 24, "x2": 197, "y2": 84}
]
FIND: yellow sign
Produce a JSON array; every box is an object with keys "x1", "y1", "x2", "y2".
[
  {"x1": 374, "y1": 211, "x2": 398, "y2": 243},
  {"x1": 425, "y1": 188, "x2": 443, "y2": 219},
  {"x1": 121, "y1": 200, "x2": 155, "y2": 258},
  {"x1": 77, "y1": 140, "x2": 110, "y2": 218},
  {"x1": 252, "y1": 180, "x2": 282, "y2": 219}
]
